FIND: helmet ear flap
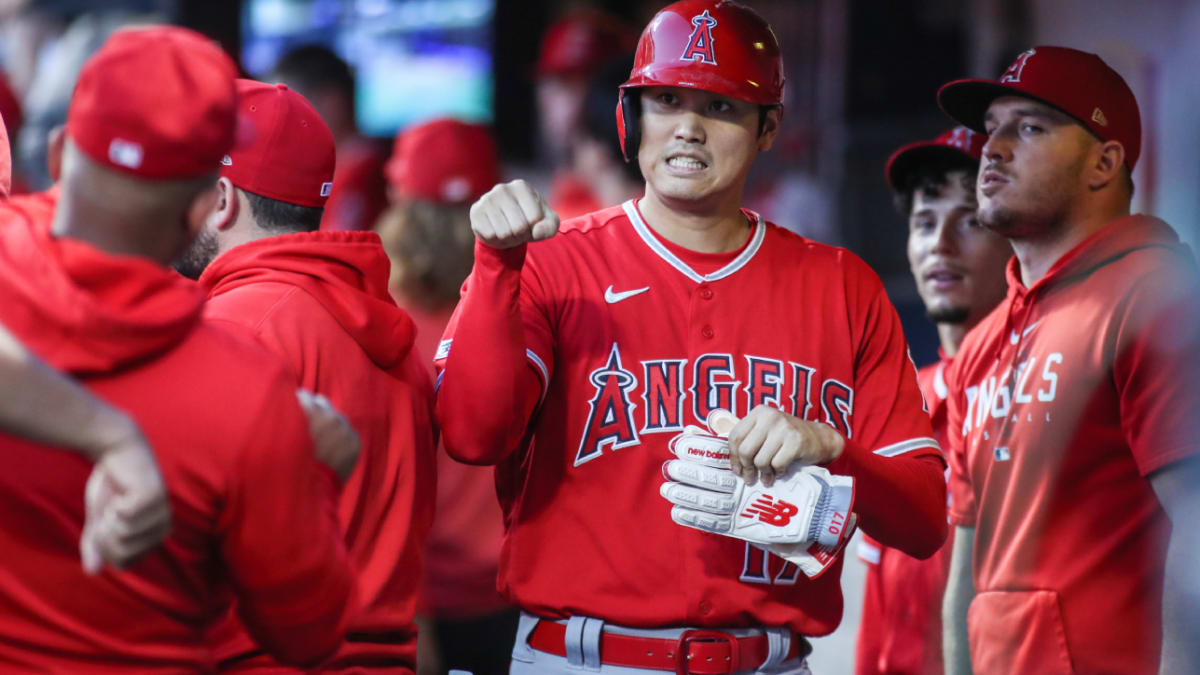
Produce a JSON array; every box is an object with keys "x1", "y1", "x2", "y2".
[{"x1": 617, "y1": 89, "x2": 641, "y2": 163}]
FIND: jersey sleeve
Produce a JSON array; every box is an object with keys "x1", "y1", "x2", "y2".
[
  {"x1": 826, "y1": 254, "x2": 947, "y2": 559},
  {"x1": 433, "y1": 240, "x2": 555, "y2": 465},
  {"x1": 1113, "y1": 251, "x2": 1200, "y2": 476},
  {"x1": 943, "y1": 355, "x2": 977, "y2": 527},
  {"x1": 218, "y1": 366, "x2": 358, "y2": 667}
]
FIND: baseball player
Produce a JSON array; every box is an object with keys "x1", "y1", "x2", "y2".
[
  {"x1": 377, "y1": 118, "x2": 518, "y2": 675},
  {"x1": 0, "y1": 27, "x2": 359, "y2": 671},
  {"x1": 855, "y1": 128, "x2": 1010, "y2": 675},
  {"x1": 435, "y1": 2, "x2": 947, "y2": 673},
  {"x1": 175, "y1": 79, "x2": 437, "y2": 673},
  {"x1": 936, "y1": 46, "x2": 1200, "y2": 674}
]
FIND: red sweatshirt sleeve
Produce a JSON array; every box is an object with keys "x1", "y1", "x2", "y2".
[
  {"x1": 218, "y1": 368, "x2": 359, "y2": 667},
  {"x1": 825, "y1": 253, "x2": 947, "y2": 559},
  {"x1": 434, "y1": 241, "x2": 552, "y2": 465},
  {"x1": 832, "y1": 440, "x2": 947, "y2": 559}
]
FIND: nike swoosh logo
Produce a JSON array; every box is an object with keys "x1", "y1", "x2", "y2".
[
  {"x1": 1010, "y1": 320, "x2": 1042, "y2": 345},
  {"x1": 604, "y1": 285, "x2": 650, "y2": 303}
]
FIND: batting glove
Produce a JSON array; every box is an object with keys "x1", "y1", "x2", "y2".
[{"x1": 660, "y1": 410, "x2": 858, "y2": 578}]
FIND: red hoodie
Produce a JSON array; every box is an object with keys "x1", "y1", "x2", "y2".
[
  {"x1": 945, "y1": 215, "x2": 1200, "y2": 674},
  {"x1": 199, "y1": 230, "x2": 436, "y2": 673},
  {"x1": 0, "y1": 212, "x2": 357, "y2": 672}
]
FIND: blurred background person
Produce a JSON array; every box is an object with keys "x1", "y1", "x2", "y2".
[
  {"x1": 376, "y1": 117, "x2": 516, "y2": 675},
  {"x1": 855, "y1": 126, "x2": 1009, "y2": 675},
  {"x1": 570, "y1": 54, "x2": 642, "y2": 210},
  {"x1": 533, "y1": 8, "x2": 637, "y2": 219},
  {"x1": 272, "y1": 45, "x2": 390, "y2": 233},
  {"x1": 177, "y1": 79, "x2": 437, "y2": 674}
]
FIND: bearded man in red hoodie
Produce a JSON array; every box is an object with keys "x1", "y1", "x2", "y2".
[
  {"x1": 174, "y1": 79, "x2": 437, "y2": 674},
  {"x1": 0, "y1": 27, "x2": 359, "y2": 673}
]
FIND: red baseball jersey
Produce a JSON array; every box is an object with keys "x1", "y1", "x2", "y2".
[
  {"x1": 856, "y1": 356, "x2": 953, "y2": 675},
  {"x1": 0, "y1": 213, "x2": 357, "y2": 672},
  {"x1": 436, "y1": 201, "x2": 945, "y2": 636},
  {"x1": 198, "y1": 230, "x2": 437, "y2": 672},
  {"x1": 944, "y1": 216, "x2": 1200, "y2": 674}
]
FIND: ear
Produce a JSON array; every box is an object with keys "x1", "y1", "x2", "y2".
[
  {"x1": 204, "y1": 177, "x2": 239, "y2": 231},
  {"x1": 1087, "y1": 139, "x2": 1126, "y2": 191},
  {"x1": 757, "y1": 105, "x2": 784, "y2": 152},
  {"x1": 185, "y1": 179, "x2": 222, "y2": 239}
]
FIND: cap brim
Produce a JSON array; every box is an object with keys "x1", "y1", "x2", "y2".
[
  {"x1": 885, "y1": 142, "x2": 976, "y2": 191},
  {"x1": 937, "y1": 79, "x2": 1021, "y2": 133}
]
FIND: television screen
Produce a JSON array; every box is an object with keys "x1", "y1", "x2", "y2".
[{"x1": 242, "y1": 0, "x2": 494, "y2": 137}]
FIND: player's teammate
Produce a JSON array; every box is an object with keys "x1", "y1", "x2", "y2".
[
  {"x1": 936, "y1": 46, "x2": 1200, "y2": 674},
  {"x1": 0, "y1": 27, "x2": 358, "y2": 671},
  {"x1": 175, "y1": 79, "x2": 436, "y2": 673},
  {"x1": 436, "y1": 2, "x2": 947, "y2": 672},
  {"x1": 855, "y1": 128, "x2": 1010, "y2": 675},
  {"x1": 376, "y1": 117, "x2": 518, "y2": 675}
]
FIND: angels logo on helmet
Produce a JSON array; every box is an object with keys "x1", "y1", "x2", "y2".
[{"x1": 680, "y1": 9, "x2": 718, "y2": 65}]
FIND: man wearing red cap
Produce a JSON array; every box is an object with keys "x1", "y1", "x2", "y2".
[
  {"x1": 936, "y1": 46, "x2": 1200, "y2": 674},
  {"x1": 175, "y1": 78, "x2": 437, "y2": 674},
  {"x1": 437, "y1": 2, "x2": 947, "y2": 672},
  {"x1": 0, "y1": 27, "x2": 359, "y2": 672},
  {"x1": 376, "y1": 117, "x2": 517, "y2": 675},
  {"x1": 855, "y1": 127, "x2": 1010, "y2": 675}
]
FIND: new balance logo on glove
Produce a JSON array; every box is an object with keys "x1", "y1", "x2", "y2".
[{"x1": 742, "y1": 495, "x2": 800, "y2": 526}]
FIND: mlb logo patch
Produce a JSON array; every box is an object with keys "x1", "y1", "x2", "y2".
[
  {"x1": 435, "y1": 339, "x2": 452, "y2": 360},
  {"x1": 108, "y1": 139, "x2": 144, "y2": 170},
  {"x1": 320, "y1": 181, "x2": 333, "y2": 197}
]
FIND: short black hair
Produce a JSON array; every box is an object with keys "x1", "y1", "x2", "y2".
[
  {"x1": 244, "y1": 190, "x2": 324, "y2": 233},
  {"x1": 583, "y1": 55, "x2": 641, "y2": 181},
  {"x1": 892, "y1": 152, "x2": 979, "y2": 217},
  {"x1": 271, "y1": 45, "x2": 354, "y2": 104}
]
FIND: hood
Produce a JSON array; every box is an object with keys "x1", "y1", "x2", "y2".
[
  {"x1": 1006, "y1": 215, "x2": 1189, "y2": 296},
  {"x1": 199, "y1": 230, "x2": 415, "y2": 368},
  {"x1": 0, "y1": 212, "x2": 205, "y2": 374},
  {"x1": 994, "y1": 215, "x2": 1191, "y2": 365}
]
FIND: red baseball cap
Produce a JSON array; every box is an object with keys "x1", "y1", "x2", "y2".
[
  {"x1": 221, "y1": 79, "x2": 335, "y2": 208},
  {"x1": 938, "y1": 46, "x2": 1141, "y2": 169},
  {"x1": 885, "y1": 126, "x2": 985, "y2": 190},
  {"x1": 536, "y1": 10, "x2": 637, "y2": 79},
  {"x1": 66, "y1": 26, "x2": 237, "y2": 179},
  {"x1": 385, "y1": 118, "x2": 501, "y2": 205}
]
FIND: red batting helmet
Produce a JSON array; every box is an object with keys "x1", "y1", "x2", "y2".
[{"x1": 616, "y1": 0, "x2": 785, "y2": 162}]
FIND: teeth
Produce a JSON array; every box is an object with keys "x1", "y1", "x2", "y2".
[{"x1": 668, "y1": 156, "x2": 705, "y2": 170}]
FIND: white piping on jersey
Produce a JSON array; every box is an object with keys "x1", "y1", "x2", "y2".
[
  {"x1": 857, "y1": 539, "x2": 882, "y2": 564},
  {"x1": 873, "y1": 436, "x2": 941, "y2": 457},
  {"x1": 622, "y1": 200, "x2": 766, "y2": 284},
  {"x1": 526, "y1": 349, "x2": 550, "y2": 404},
  {"x1": 933, "y1": 361, "x2": 949, "y2": 400}
]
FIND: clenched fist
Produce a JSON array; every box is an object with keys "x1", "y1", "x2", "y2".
[{"x1": 470, "y1": 179, "x2": 560, "y2": 249}]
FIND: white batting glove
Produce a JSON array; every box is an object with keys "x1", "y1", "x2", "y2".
[{"x1": 660, "y1": 410, "x2": 858, "y2": 578}]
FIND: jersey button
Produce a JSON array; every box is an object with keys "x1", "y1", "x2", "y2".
[
  {"x1": 699, "y1": 287, "x2": 713, "y2": 300},
  {"x1": 698, "y1": 600, "x2": 713, "y2": 615},
  {"x1": 701, "y1": 325, "x2": 714, "y2": 339}
]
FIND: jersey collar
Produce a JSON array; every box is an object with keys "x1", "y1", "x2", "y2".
[{"x1": 623, "y1": 199, "x2": 766, "y2": 284}]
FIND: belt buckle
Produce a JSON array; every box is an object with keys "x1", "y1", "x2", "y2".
[{"x1": 674, "y1": 629, "x2": 739, "y2": 675}]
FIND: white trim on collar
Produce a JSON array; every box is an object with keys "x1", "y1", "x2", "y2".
[{"x1": 622, "y1": 199, "x2": 765, "y2": 284}]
